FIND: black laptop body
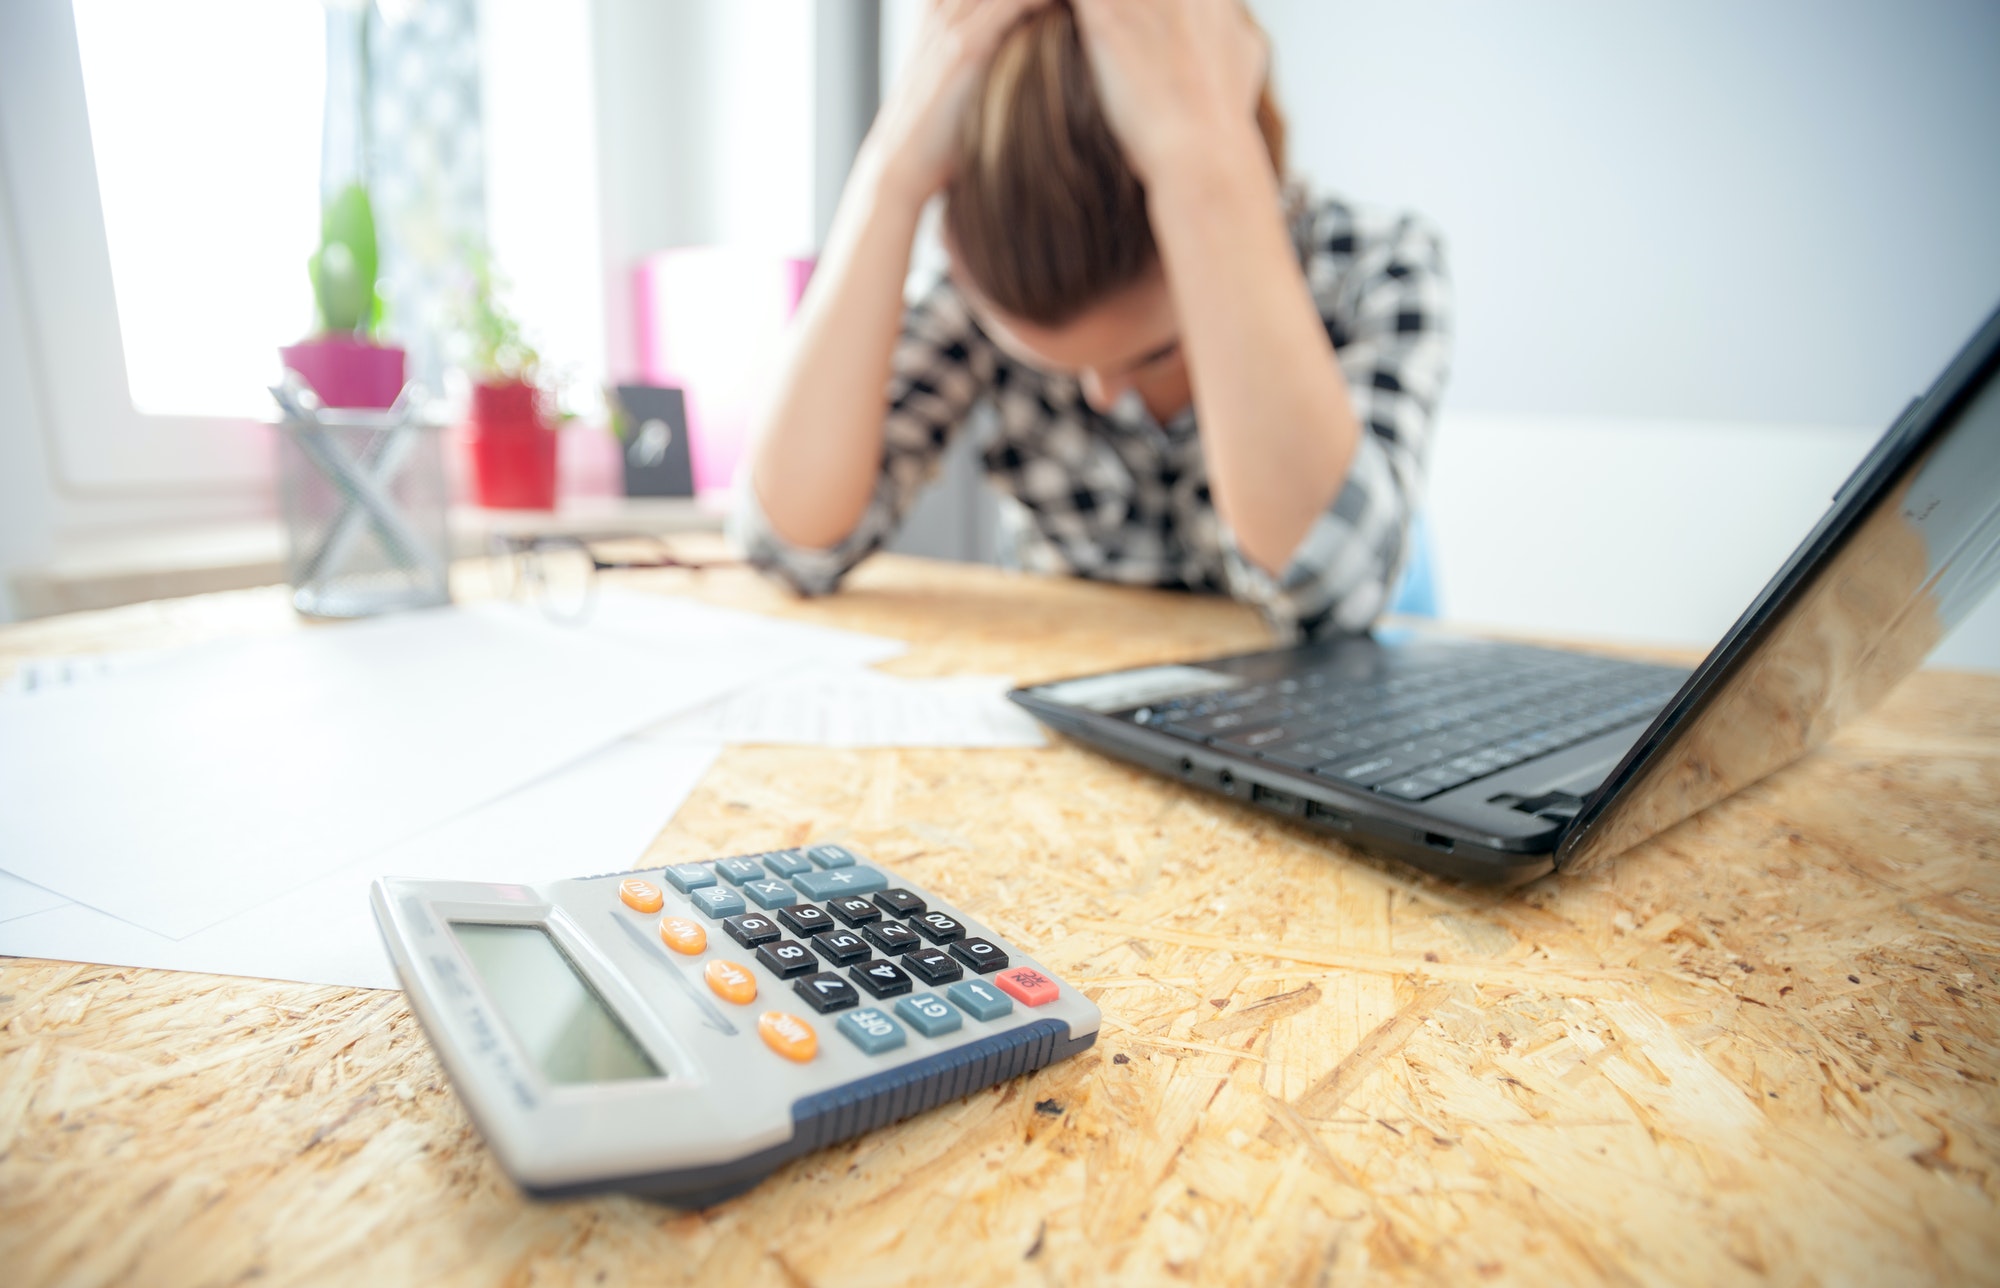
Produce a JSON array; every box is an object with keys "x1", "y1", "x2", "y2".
[{"x1": 1010, "y1": 303, "x2": 2000, "y2": 884}]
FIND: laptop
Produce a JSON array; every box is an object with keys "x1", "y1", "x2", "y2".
[{"x1": 1010, "y1": 302, "x2": 2000, "y2": 884}]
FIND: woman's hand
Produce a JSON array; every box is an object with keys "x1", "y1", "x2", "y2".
[
  {"x1": 1070, "y1": 0, "x2": 1268, "y2": 185},
  {"x1": 865, "y1": 0, "x2": 1052, "y2": 208}
]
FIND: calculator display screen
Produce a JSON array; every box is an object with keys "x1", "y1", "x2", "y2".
[{"x1": 451, "y1": 922, "x2": 661, "y2": 1084}]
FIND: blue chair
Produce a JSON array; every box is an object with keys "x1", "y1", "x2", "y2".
[{"x1": 1387, "y1": 512, "x2": 1439, "y2": 618}]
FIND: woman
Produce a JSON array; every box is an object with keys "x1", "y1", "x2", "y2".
[{"x1": 737, "y1": 0, "x2": 1449, "y2": 639}]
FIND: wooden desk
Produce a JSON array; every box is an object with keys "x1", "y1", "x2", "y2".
[{"x1": 3, "y1": 554, "x2": 1997, "y2": 1285}]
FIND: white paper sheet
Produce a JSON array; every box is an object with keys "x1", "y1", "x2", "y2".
[
  {"x1": 651, "y1": 665, "x2": 1047, "y2": 748},
  {"x1": 0, "y1": 592, "x2": 901, "y2": 939},
  {"x1": 0, "y1": 738, "x2": 721, "y2": 990}
]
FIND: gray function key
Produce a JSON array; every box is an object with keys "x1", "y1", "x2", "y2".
[
  {"x1": 761, "y1": 849, "x2": 813, "y2": 878},
  {"x1": 741, "y1": 879, "x2": 799, "y2": 910},
  {"x1": 806, "y1": 843, "x2": 858, "y2": 869},
  {"x1": 688, "y1": 885, "x2": 746, "y2": 919},
  {"x1": 791, "y1": 865, "x2": 888, "y2": 901},
  {"x1": 836, "y1": 1007, "x2": 906, "y2": 1055},
  {"x1": 946, "y1": 978, "x2": 1014, "y2": 1021},
  {"x1": 714, "y1": 856, "x2": 765, "y2": 885},
  {"x1": 895, "y1": 992, "x2": 962, "y2": 1037},
  {"x1": 662, "y1": 862, "x2": 716, "y2": 893}
]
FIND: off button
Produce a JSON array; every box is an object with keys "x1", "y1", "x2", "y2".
[{"x1": 758, "y1": 1011, "x2": 817, "y2": 1063}]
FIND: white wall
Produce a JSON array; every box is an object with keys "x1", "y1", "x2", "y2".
[{"x1": 1250, "y1": 0, "x2": 2000, "y2": 669}]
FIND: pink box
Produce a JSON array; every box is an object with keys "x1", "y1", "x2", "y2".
[{"x1": 634, "y1": 249, "x2": 814, "y2": 497}]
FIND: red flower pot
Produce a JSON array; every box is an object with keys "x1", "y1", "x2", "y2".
[
  {"x1": 465, "y1": 380, "x2": 558, "y2": 510},
  {"x1": 279, "y1": 337, "x2": 406, "y2": 409}
]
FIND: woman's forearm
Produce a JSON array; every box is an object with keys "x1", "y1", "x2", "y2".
[
  {"x1": 749, "y1": 151, "x2": 929, "y2": 550},
  {"x1": 1145, "y1": 124, "x2": 1360, "y2": 577}
]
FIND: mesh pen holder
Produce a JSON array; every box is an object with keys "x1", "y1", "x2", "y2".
[{"x1": 272, "y1": 374, "x2": 452, "y2": 618}]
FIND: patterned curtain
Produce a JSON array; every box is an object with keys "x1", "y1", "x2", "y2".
[{"x1": 322, "y1": 0, "x2": 486, "y2": 399}]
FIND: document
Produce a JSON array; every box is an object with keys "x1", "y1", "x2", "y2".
[
  {"x1": 651, "y1": 665, "x2": 1046, "y2": 748},
  {"x1": 0, "y1": 593, "x2": 902, "y2": 939},
  {"x1": 0, "y1": 738, "x2": 721, "y2": 990}
]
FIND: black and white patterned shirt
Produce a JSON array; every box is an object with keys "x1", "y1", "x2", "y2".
[{"x1": 733, "y1": 191, "x2": 1451, "y2": 640}]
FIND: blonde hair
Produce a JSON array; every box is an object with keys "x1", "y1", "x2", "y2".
[{"x1": 943, "y1": 4, "x2": 1285, "y2": 327}]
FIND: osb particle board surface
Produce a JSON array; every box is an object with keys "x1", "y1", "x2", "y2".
[{"x1": 1, "y1": 553, "x2": 1996, "y2": 1287}]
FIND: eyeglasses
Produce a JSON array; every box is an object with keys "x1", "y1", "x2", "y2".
[{"x1": 486, "y1": 533, "x2": 745, "y2": 621}]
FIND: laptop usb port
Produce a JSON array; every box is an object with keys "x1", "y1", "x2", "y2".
[
  {"x1": 1303, "y1": 801, "x2": 1352, "y2": 831},
  {"x1": 1249, "y1": 784, "x2": 1301, "y2": 815}
]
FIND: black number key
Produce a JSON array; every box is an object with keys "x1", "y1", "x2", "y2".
[
  {"x1": 948, "y1": 937, "x2": 1009, "y2": 974},
  {"x1": 722, "y1": 912, "x2": 782, "y2": 948},
  {"x1": 850, "y1": 958, "x2": 913, "y2": 999},
  {"x1": 913, "y1": 911, "x2": 964, "y2": 944},
  {"x1": 861, "y1": 920, "x2": 921, "y2": 956},
  {"x1": 873, "y1": 888, "x2": 927, "y2": 918},
  {"x1": 904, "y1": 947, "x2": 963, "y2": 986},
  {"x1": 794, "y1": 971, "x2": 859, "y2": 1014},
  {"x1": 825, "y1": 895, "x2": 882, "y2": 927},
  {"x1": 756, "y1": 939, "x2": 817, "y2": 979},
  {"x1": 809, "y1": 928, "x2": 872, "y2": 966},
  {"x1": 777, "y1": 904, "x2": 836, "y2": 937}
]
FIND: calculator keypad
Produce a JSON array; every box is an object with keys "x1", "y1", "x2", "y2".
[
  {"x1": 599, "y1": 845, "x2": 1077, "y2": 1073},
  {"x1": 794, "y1": 971, "x2": 860, "y2": 1014}
]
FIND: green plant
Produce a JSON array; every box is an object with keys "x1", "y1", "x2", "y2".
[
  {"x1": 460, "y1": 245, "x2": 542, "y2": 385},
  {"x1": 308, "y1": 182, "x2": 383, "y2": 338}
]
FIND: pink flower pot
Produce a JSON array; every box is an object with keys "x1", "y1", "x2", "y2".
[{"x1": 280, "y1": 337, "x2": 407, "y2": 409}]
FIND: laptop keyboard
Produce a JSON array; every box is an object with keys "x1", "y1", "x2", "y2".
[{"x1": 1128, "y1": 645, "x2": 1687, "y2": 803}]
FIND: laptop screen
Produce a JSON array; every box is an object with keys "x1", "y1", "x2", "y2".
[{"x1": 1560, "y1": 304, "x2": 2000, "y2": 874}]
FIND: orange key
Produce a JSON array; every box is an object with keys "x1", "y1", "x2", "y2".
[
  {"x1": 993, "y1": 966, "x2": 1060, "y2": 1007},
  {"x1": 618, "y1": 878, "x2": 664, "y2": 913},
  {"x1": 704, "y1": 958, "x2": 757, "y2": 1005},
  {"x1": 659, "y1": 916, "x2": 707, "y2": 955},
  {"x1": 758, "y1": 1010, "x2": 817, "y2": 1062}
]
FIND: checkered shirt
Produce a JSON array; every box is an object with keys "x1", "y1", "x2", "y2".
[{"x1": 733, "y1": 191, "x2": 1451, "y2": 640}]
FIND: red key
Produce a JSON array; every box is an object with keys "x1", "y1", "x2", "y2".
[{"x1": 993, "y1": 966, "x2": 1059, "y2": 1007}]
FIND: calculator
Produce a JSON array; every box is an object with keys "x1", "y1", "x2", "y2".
[{"x1": 371, "y1": 843, "x2": 1100, "y2": 1205}]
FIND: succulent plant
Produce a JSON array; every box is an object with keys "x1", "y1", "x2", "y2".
[{"x1": 308, "y1": 182, "x2": 383, "y2": 337}]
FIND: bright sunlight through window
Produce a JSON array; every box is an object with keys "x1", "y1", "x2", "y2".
[{"x1": 73, "y1": 0, "x2": 325, "y2": 419}]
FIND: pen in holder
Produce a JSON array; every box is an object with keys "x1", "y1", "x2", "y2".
[{"x1": 271, "y1": 372, "x2": 452, "y2": 618}]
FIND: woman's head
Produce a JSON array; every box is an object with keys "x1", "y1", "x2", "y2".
[{"x1": 942, "y1": 3, "x2": 1284, "y2": 411}]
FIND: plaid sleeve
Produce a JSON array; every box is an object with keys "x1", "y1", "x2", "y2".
[
  {"x1": 731, "y1": 278, "x2": 993, "y2": 594},
  {"x1": 1217, "y1": 204, "x2": 1452, "y2": 640}
]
